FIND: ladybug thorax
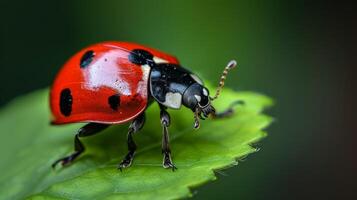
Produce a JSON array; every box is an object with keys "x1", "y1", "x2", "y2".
[{"x1": 149, "y1": 63, "x2": 205, "y2": 109}]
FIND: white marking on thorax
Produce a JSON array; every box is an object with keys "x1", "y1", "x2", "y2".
[
  {"x1": 163, "y1": 92, "x2": 182, "y2": 109},
  {"x1": 153, "y1": 56, "x2": 168, "y2": 64},
  {"x1": 190, "y1": 74, "x2": 203, "y2": 85}
]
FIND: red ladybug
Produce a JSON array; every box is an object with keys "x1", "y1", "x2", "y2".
[{"x1": 50, "y1": 41, "x2": 238, "y2": 170}]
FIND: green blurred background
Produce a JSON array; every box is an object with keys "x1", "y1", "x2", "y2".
[{"x1": 0, "y1": 1, "x2": 355, "y2": 199}]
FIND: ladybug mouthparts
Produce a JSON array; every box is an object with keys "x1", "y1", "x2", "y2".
[{"x1": 201, "y1": 104, "x2": 216, "y2": 118}]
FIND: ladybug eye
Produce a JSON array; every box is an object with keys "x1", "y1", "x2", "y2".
[{"x1": 202, "y1": 88, "x2": 208, "y2": 96}]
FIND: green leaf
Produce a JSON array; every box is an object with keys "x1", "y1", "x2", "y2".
[{"x1": 0, "y1": 85, "x2": 273, "y2": 200}]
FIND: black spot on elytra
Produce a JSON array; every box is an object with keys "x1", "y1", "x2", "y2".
[
  {"x1": 108, "y1": 94, "x2": 121, "y2": 111},
  {"x1": 80, "y1": 50, "x2": 95, "y2": 68},
  {"x1": 128, "y1": 49, "x2": 154, "y2": 66},
  {"x1": 60, "y1": 88, "x2": 72, "y2": 116}
]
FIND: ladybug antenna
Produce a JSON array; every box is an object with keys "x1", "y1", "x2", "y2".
[{"x1": 210, "y1": 60, "x2": 237, "y2": 101}]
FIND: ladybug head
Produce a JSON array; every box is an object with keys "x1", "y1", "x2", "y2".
[
  {"x1": 183, "y1": 60, "x2": 237, "y2": 129},
  {"x1": 183, "y1": 83, "x2": 215, "y2": 118}
]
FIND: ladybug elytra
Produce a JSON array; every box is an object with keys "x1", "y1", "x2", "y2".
[{"x1": 50, "y1": 41, "x2": 238, "y2": 170}]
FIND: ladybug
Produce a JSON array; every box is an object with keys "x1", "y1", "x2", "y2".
[{"x1": 50, "y1": 41, "x2": 238, "y2": 171}]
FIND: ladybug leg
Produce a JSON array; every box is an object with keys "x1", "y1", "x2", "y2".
[
  {"x1": 118, "y1": 113, "x2": 145, "y2": 170},
  {"x1": 211, "y1": 100, "x2": 244, "y2": 119},
  {"x1": 52, "y1": 123, "x2": 109, "y2": 168},
  {"x1": 160, "y1": 106, "x2": 177, "y2": 171}
]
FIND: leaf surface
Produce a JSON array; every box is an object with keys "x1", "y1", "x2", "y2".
[{"x1": 0, "y1": 86, "x2": 273, "y2": 199}]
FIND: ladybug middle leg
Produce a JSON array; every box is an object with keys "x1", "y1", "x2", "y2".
[
  {"x1": 118, "y1": 113, "x2": 145, "y2": 170},
  {"x1": 52, "y1": 123, "x2": 109, "y2": 168},
  {"x1": 160, "y1": 105, "x2": 177, "y2": 171}
]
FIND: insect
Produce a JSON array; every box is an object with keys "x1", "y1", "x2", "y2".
[{"x1": 50, "y1": 41, "x2": 238, "y2": 171}]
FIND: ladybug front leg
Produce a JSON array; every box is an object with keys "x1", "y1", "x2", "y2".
[
  {"x1": 118, "y1": 113, "x2": 145, "y2": 170},
  {"x1": 160, "y1": 106, "x2": 177, "y2": 171},
  {"x1": 211, "y1": 100, "x2": 244, "y2": 119},
  {"x1": 52, "y1": 123, "x2": 109, "y2": 168}
]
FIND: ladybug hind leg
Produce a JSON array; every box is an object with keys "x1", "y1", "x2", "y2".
[
  {"x1": 118, "y1": 113, "x2": 145, "y2": 170},
  {"x1": 160, "y1": 105, "x2": 177, "y2": 171},
  {"x1": 52, "y1": 123, "x2": 109, "y2": 168}
]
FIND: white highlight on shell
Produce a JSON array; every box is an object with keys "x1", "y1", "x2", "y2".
[
  {"x1": 190, "y1": 74, "x2": 203, "y2": 85},
  {"x1": 163, "y1": 92, "x2": 182, "y2": 109},
  {"x1": 194, "y1": 95, "x2": 201, "y2": 102},
  {"x1": 202, "y1": 88, "x2": 208, "y2": 96},
  {"x1": 136, "y1": 64, "x2": 151, "y2": 94},
  {"x1": 153, "y1": 56, "x2": 168, "y2": 64},
  {"x1": 87, "y1": 50, "x2": 131, "y2": 95}
]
